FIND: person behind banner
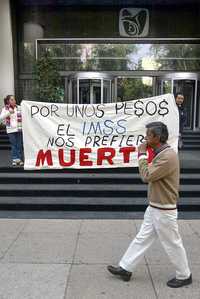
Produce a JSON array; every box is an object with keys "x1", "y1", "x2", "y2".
[
  {"x1": 175, "y1": 93, "x2": 187, "y2": 149},
  {"x1": 0, "y1": 95, "x2": 23, "y2": 166},
  {"x1": 107, "y1": 121, "x2": 192, "y2": 288}
]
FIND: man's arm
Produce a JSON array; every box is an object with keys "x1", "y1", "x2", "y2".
[{"x1": 138, "y1": 155, "x2": 172, "y2": 183}]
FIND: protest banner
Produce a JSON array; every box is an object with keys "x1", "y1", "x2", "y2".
[{"x1": 21, "y1": 94, "x2": 179, "y2": 169}]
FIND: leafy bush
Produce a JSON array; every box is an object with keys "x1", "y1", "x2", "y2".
[{"x1": 34, "y1": 53, "x2": 64, "y2": 102}]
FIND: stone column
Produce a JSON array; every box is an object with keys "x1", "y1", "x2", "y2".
[{"x1": 0, "y1": 0, "x2": 14, "y2": 108}]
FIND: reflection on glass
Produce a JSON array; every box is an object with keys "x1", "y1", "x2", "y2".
[
  {"x1": 141, "y1": 57, "x2": 161, "y2": 70},
  {"x1": 163, "y1": 80, "x2": 172, "y2": 94},
  {"x1": 79, "y1": 79, "x2": 90, "y2": 104},
  {"x1": 103, "y1": 80, "x2": 111, "y2": 103},
  {"x1": 117, "y1": 77, "x2": 153, "y2": 101},
  {"x1": 93, "y1": 86, "x2": 101, "y2": 104},
  {"x1": 91, "y1": 79, "x2": 101, "y2": 104},
  {"x1": 21, "y1": 42, "x2": 35, "y2": 73},
  {"x1": 72, "y1": 79, "x2": 77, "y2": 103},
  {"x1": 36, "y1": 42, "x2": 200, "y2": 72},
  {"x1": 70, "y1": 78, "x2": 113, "y2": 104}
]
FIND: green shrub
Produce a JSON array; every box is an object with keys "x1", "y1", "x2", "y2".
[{"x1": 34, "y1": 53, "x2": 64, "y2": 102}]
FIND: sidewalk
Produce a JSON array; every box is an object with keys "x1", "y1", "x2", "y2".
[{"x1": 0, "y1": 218, "x2": 199, "y2": 298}]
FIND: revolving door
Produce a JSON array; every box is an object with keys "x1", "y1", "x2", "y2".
[{"x1": 67, "y1": 72, "x2": 115, "y2": 104}]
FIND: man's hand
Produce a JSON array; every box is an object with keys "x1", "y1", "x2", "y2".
[{"x1": 138, "y1": 142, "x2": 148, "y2": 153}]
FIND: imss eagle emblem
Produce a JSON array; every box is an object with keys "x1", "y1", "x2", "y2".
[{"x1": 119, "y1": 8, "x2": 149, "y2": 37}]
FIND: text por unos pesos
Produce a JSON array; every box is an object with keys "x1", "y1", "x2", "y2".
[{"x1": 30, "y1": 99, "x2": 169, "y2": 119}]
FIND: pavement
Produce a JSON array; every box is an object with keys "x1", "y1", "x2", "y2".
[
  {"x1": 0, "y1": 218, "x2": 199, "y2": 299},
  {"x1": 0, "y1": 149, "x2": 199, "y2": 298}
]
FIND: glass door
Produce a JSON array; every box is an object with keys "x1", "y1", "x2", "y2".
[
  {"x1": 90, "y1": 79, "x2": 101, "y2": 104},
  {"x1": 68, "y1": 72, "x2": 115, "y2": 104},
  {"x1": 117, "y1": 77, "x2": 154, "y2": 101},
  {"x1": 173, "y1": 80, "x2": 195, "y2": 129},
  {"x1": 79, "y1": 79, "x2": 90, "y2": 104},
  {"x1": 157, "y1": 73, "x2": 200, "y2": 130},
  {"x1": 77, "y1": 79, "x2": 102, "y2": 104},
  {"x1": 156, "y1": 78, "x2": 172, "y2": 95}
]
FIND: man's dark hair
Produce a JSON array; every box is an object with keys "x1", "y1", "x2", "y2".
[
  {"x1": 175, "y1": 92, "x2": 184, "y2": 99},
  {"x1": 146, "y1": 121, "x2": 169, "y2": 143}
]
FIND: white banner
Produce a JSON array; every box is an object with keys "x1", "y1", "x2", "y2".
[{"x1": 21, "y1": 94, "x2": 179, "y2": 170}]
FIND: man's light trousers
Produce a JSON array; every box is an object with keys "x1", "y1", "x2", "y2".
[{"x1": 119, "y1": 206, "x2": 191, "y2": 279}]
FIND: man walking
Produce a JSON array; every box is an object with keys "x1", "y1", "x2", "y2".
[{"x1": 107, "y1": 121, "x2": 192, "y2": 288}]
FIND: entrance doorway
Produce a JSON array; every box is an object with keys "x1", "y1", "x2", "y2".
[
  {"x1": 157, "y1": 73, "x2": 200, "y2": 130},
  {"x1": 65, "y1": 72, "x2": 200, "y2": 130},
  {"x1": 67, "y1": 72, "x2": 115, "y2": 104}
]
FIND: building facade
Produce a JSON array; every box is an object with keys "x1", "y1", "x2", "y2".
[{"x1": 1, "y1": 0, "x2": 200, "y2": 130}]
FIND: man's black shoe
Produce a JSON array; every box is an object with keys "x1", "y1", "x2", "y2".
[
  {"x1": 167, "y1": 274, "x2": 192, "y2": 288},
  {"x1": 107, "y1": 265, "x2": 132, "y2": 281}
]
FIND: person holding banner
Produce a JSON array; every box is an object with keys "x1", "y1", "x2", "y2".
[
  {"x1": 0, "y1": 95, "x2": 23, "y2": 166},
  {"x1": 107, "y1": 121, "x2": 192, "y2": 288},
  {"x1": 175, "y1": 93, "x2": 187, "y2": 149}
]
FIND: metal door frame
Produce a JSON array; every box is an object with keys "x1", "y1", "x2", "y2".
[
  {"x1": 68, "y1": 72, "x2": 115, "y2": 104},
  {"x1": 67, "y1": 71, "x2": 200, "y2": 129},
  {"x1": 158, "y1": 72, "x2": 200, "y2": 130}
]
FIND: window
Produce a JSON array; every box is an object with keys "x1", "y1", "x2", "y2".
[{"x1": 35, "y1": 41, "x2": 200, "y2": 72}]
